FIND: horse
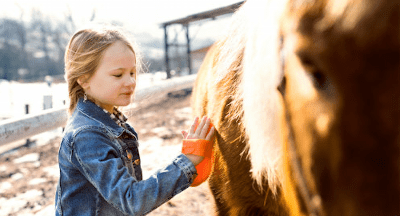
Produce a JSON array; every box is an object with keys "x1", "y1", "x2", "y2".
[{"x1": 191, "y1": 0, "x2": 400, "y2": 215}]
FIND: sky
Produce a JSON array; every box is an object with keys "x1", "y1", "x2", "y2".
[{"x1": 1, "y1": 0, "x2": 242, "y2": 57}]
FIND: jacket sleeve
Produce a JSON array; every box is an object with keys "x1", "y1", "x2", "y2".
[{"x1": 71, "y1": 128, "x2": 197, "y2": 215}]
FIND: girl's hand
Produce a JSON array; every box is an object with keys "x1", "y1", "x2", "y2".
[
  {"x1": 182, "y1": 116, "x2": 214, "y2": 140},
  {"x1": 182, "y1": 116, "x2": 215, "y2": 166}
]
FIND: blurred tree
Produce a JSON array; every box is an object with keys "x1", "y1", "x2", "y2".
[
  {"x1": 64, "y1": 6, "x2": 76, "y2": 35},
  {"x1": 53, "y1": 24, "x2": 69, "y2": 70},
  {"x1": 0, "y1": 5, "x2": 153, "y2": 81},
  {"x1": 146, "y1": 57, "x2": 164, "y2": 72},
  {"x1": 29, "y1": 9, "x2": 52, "y2": 76},
  {"x1": 15, "y1": 4, "x2": 29, "y2": 71},
  {"x1": 0, "y1": 18, "x2": 25, "y2": 80},
  {"x1": 0, "y1": 49, "x2": 12, "y2": 80}
]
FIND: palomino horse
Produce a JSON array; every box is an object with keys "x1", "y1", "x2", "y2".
[{"x1": 192, "y1": 0, "x2": 400, "y2": 215}]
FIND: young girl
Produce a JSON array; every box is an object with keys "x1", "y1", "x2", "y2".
[{"x1": 55, "y1": 26, "x2": 214, "y2": 216}]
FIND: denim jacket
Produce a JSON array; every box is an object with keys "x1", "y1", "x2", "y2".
[{"x1": 55, "y1": 98, "x2": 197, "y2": 216}]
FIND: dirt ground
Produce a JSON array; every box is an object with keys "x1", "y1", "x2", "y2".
[{"x1": 0, "y1": 89, "x2": 216, "y2": 216}]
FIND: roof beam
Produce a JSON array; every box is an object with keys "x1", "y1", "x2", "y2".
[{"x1": 161, "y1": 1, "x2": 244, "y2": 27}]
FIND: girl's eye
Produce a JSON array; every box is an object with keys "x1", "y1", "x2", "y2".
[
  {"x1": 113, "y1": 74, "x2": 122, "y2": 78},
  {"x1": 130, "y1": 72, "x2": 135, "y2": 77}
]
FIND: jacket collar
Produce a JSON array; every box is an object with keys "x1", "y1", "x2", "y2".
[{"x1": 75, "y1": 98, "x2": 126, "y2": 137}]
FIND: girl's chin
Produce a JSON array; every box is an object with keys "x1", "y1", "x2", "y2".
[{"x1": 117, "y1": 99, "x2": 132, "y2": 107}]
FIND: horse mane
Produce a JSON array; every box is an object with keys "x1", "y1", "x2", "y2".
[
  {"x1": 241, "y1": 0, "x2": 289, "y2": 195},
  {"x1": 214, "y1": 0, "x2": 289, "y2": 195}
]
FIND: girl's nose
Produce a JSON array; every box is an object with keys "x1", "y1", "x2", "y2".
[{"x1": 125, "y1": 75, "x2": 136, "y2": 86}]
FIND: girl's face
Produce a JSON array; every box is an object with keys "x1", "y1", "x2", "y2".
[{"x1": 81, "y1": 41, "x2": 136, "y2": 113}]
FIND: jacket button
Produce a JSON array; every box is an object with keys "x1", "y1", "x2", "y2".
[
  {"x1": 134, "y1": 159, "x2": 140, "y2": 165},
  {"x1": 126, "y1": 150, "x2": 133, "y2": 160}
]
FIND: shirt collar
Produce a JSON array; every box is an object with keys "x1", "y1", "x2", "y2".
[
  {"x1": 75, "y1": 97, "x2": 126, "y2": 137},
  {"x1": 97, "y1": 104, "x2": 128, "y2": 129}
]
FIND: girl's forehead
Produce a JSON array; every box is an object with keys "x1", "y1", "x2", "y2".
[
  {"x1": 104, "y1": 41, "x2": 135, "y2": 57},
  {"x1": 100, "y1": 41, "x2": 136, "y2": 69}
]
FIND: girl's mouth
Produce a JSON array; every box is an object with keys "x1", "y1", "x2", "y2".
[{"x1": 121, "y1": 92, "x2": 133, "y2": 95}]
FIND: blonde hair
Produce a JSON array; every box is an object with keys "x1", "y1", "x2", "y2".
[
  {"x1": 64, "y1": 26, "x2": 142, "y2": 115},
  {"x1": 214, "y1": 0, "x2": 289, "y2": 195}
]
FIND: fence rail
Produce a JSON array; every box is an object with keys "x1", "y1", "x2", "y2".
[{"x1": 0, "y1": 74, "x2": 196, "y2": 146}]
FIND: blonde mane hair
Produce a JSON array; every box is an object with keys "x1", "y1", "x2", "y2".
[
  {"x1": 64, "y1": 26, "x2": 142, "y2": 115},
  {"x1": 241, "y1": 0, "x2": 289, "y2": 195},
  {"x1": 215, "y1": 0, "x2": 289, "y2": 195}
]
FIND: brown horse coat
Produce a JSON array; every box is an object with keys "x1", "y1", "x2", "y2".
[
  {"x1": 192, "y1": 40, "x2": 289, "y2": 215},
  {"x1": 192, "y1": 0, "x2": 400, "y2": 215}
]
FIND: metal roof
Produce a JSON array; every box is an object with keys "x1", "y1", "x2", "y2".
[{"x1": 161, "y1": 1, "x2": 244, "y2": 27}]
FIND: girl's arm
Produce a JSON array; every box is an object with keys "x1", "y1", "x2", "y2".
[{"x1": 71, "y1": 128, "x2": 197, "y2": 215}]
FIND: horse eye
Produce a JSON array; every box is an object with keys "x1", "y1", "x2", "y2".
[
  {"x1": 299, "y1": 55, "x2": 327, "y2": 89},
  {"x1": 311, "y1": 70, "x2": 326, "y2": 89}
]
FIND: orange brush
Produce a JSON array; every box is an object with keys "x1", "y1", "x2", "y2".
[{"x1": 182, "y1": 122, "x2": 214, "y2": 187}]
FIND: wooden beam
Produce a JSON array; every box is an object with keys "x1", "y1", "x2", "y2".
[
  {"x1": 185, "y1": 24, "x2": 192, "y2": 74},
  {"x1": 161, "y1": 1, "x2": 244, "y2": 27},
  {"x1": 164, "y1": 25, "x2": 171, "y2": 79}
]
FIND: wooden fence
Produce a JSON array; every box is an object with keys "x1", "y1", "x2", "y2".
[{"x1": 0, "y1": 74, "x2": 196, "y2": 146}]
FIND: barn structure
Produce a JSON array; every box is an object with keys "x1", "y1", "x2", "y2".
[{"x1": 160, "y1": 1, "x2": 244, "y2": 78}]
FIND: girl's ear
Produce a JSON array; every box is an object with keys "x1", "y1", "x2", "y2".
[{"x1": 77, "y1": 75, "x2": 90, "y2": 90}]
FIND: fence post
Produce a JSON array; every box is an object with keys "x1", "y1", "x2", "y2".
[{"x1": 25, "y1": 104, "x2": 31, "y2": 147}]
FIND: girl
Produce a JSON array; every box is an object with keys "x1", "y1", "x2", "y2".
[{"x1": 55, "y1": 26, "x2": 214, "y2": 216}]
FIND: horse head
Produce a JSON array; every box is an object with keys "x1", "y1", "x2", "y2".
[{"x1": 241, "y1": 0, "x2": 399, "y2": 215}]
